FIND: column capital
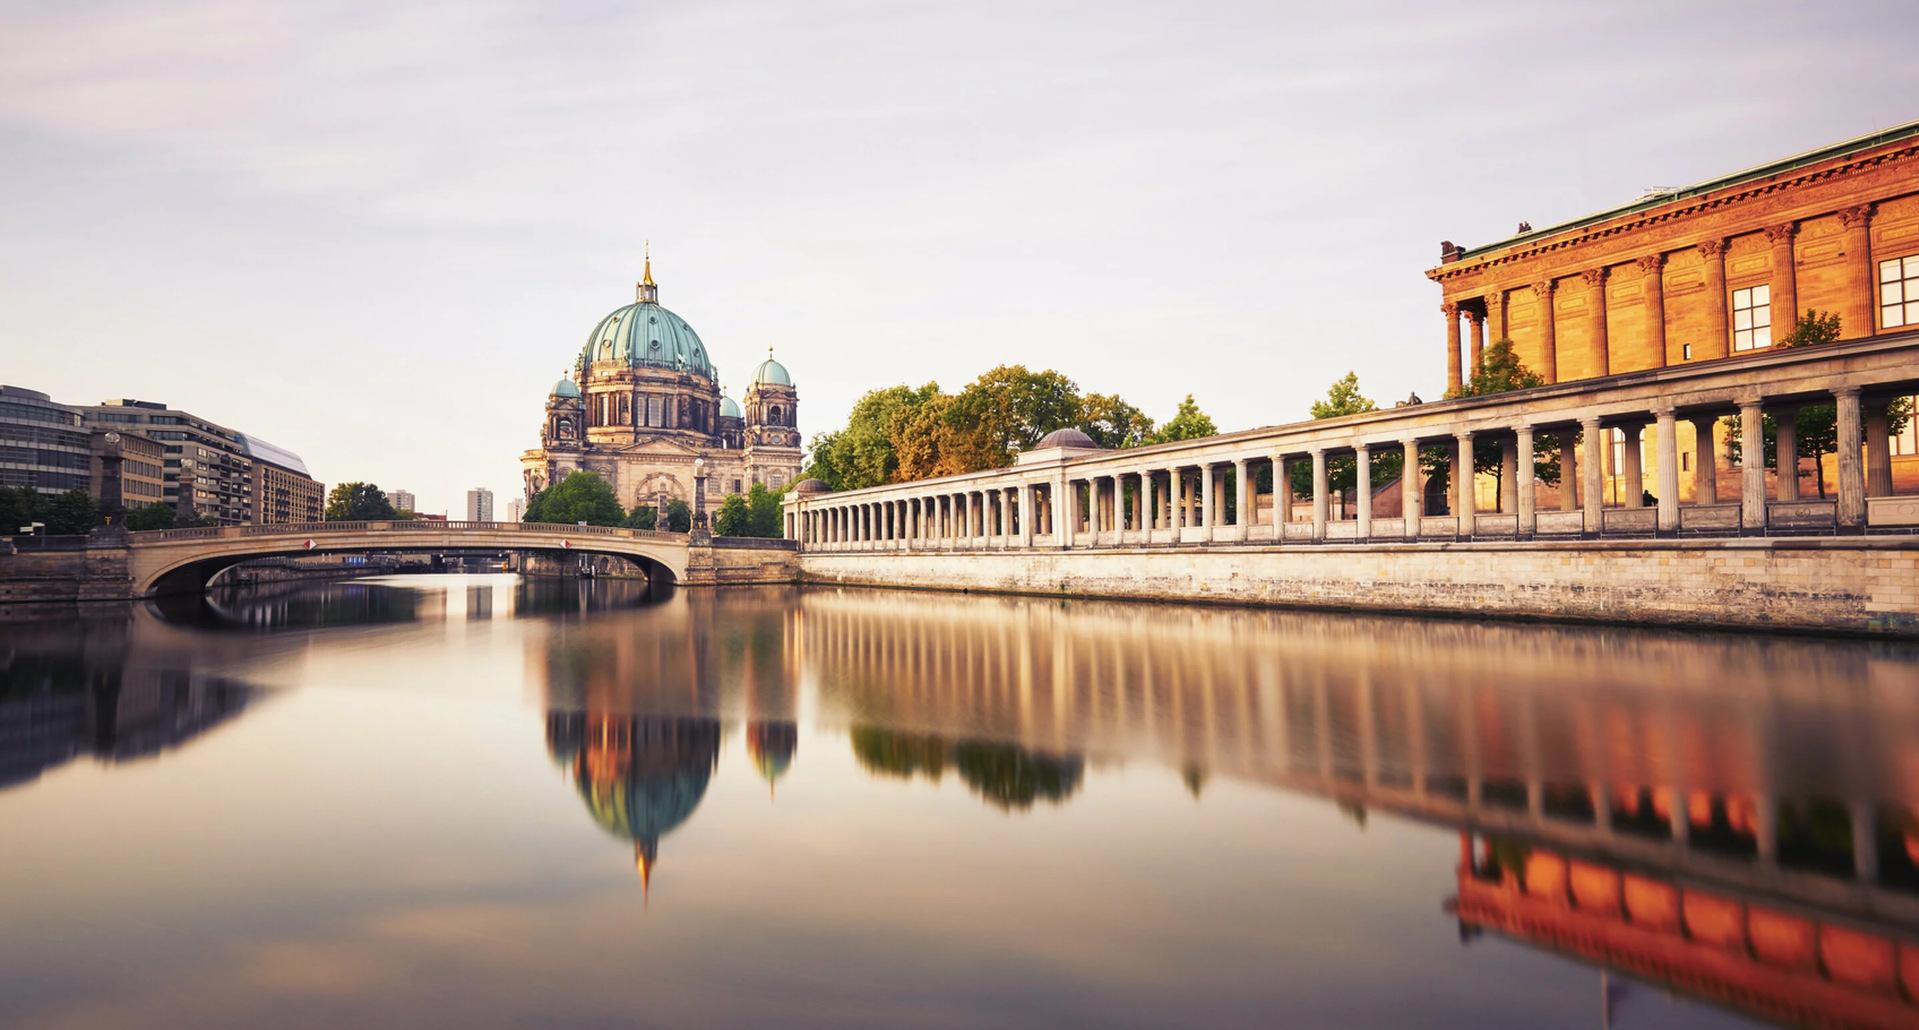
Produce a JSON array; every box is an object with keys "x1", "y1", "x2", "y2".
[
  {"x1": 1579, "y1": 414, "x2": 1602, "y2": 430},
  {"x1": 1833, "y1": 384, "x2": 1861, "y2": 400},
  {"x1": 1483, "y1": 289, "x2": 1503, "y2": 307},
  {"x1": 1530, "y1": 279, "x2": 1555, "y2": 298},
  {"x1": 1353, "y1": 441, "x2": 1371, "y2": 455},
  {"x1": 1653, "y1": 404, "x2": 1677, "y2": 421},
  {"x1": 1634, "y1": 252, "x2": 1665, "y2": 273},
  {"x1": 1695, "y1": 238, "x2": 1727, "y2": 259},
  {"x1": 1513, "y1": 422, "x2": 1535, "y2": 438},
  {"x1": 1761, "y1": 221, "x2": 1798, "y2": 245},
  {"x1": 1440, "y1": 301, "x2": 1460, "y2": 317},
  {"x1": 1580, "y1": 267, "x2": 1609, "y2": 288},
  {"x1": 1466, "y1": 307, "x2": 1484, "y2": 325},
  {"x1": 1454, "y1": 428, "x2": 1474, "y2": 442},
  {"x1": 1837, "y1": 203, "x2": 1876, "y2": 228}
]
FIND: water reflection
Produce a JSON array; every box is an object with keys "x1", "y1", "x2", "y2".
[
  {"x1": 167, "y1": 573, "x2": 661, "y2": 631},
  {"x1": 545, "y1": 712, "x2": 721, "y2": 896}
]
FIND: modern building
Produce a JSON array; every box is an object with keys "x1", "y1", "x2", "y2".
[
  {"x1": 522, "y1": 256, "x2": 802, "y2": 517},
  {"x1": 241, "y1": 434, "x2": 323, "y2": 524},
  {"x1": 76, "y1": 399, "x2": 321, "y2": 526},
  {"x1": 505, "y1": 497, "x2": 524, "y2": 523},
  {"x1": 386, "y1": 488, "x2": 416, "y2": 514},
  {"x1": 90, "y1": 429, "x2": 167, "y2": 514},
  {"x1": 466, "y1": 487, "x2": 494, "y2": 523},
  {"x1": 0, "y1": 386, "x2": 91, "y2": 498}
]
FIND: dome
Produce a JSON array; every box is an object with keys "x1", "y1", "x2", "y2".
[
  {"x1": 719, "y1": 396, "x2": 742, "y2": 419},
  {"x1": 1035, "y1": 427, "x2": 1101, "y2": 449},
  {"x1": 550, "y1": 377, "x2": 581, "y2": 399},
  {"x1": 582, "y1": 300, "x2": 717, "y2": 380},
  {"x1": 791, "y1": 478, "x2": 830, "y2": 494},
  {"x1": 750, "y1": 349, "x2": 792, "y2": 387}
]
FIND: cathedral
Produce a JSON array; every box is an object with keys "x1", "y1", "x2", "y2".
[{"x1": 522, "y1": 258, "x2": 802, "y2": 515}]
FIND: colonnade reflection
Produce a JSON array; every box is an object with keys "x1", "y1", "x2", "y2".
[{"x1": 531, "y1": 585, "x2": 1919, "y2": 1023}]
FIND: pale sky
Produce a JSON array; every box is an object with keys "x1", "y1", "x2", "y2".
[{"x1": 3, "y1": 1, "x2": 1913, "y2": 514}]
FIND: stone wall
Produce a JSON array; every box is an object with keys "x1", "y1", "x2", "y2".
[
  {"x1": 683, "y1": 541, "x2": 799, "y2": 586},
  {"x1": 799, "y1": 539, "x2": 1919, "y2": 636},
  {"x1": 0, "y1": 539, "x2": 132, "y2": 604}
]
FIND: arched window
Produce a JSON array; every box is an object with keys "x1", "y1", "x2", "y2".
[{"x1": 769, "y1": 405, "x2": 783, "y2": 426}]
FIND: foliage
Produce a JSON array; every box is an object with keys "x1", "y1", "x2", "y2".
[
  {"x1": 712, "y1": 484, "x2": 783, "y2": 538},
  {"x1": 663, "y1": 499, "x2": 691, "y2": 533},
  {"x1": 1458, "y1": 339, "x2": 1546, "y2": 397},
  {"x1": 1310, "y1": 371, "x2": 1376, "y2": 420},
  {"x1": 325, "y1": 482, "x2": 400, "y2": 521},
  {"x1": 958, "y1": 365, "x2": 1082, "y2": 456},
  {"x1": 1778, "y1": 309, "x2": 1842, "y2": 348},
  {"x1": 1290, "y1": 374, "x2": 1400, "y2": 500},
  {"x1": 0, "y1": 486, "x2": 41, "y2": 535},
  {"x1": 1078, "y1": 392, "x2": 1155, "y2": 449},
  {"x1": 522, "y1": 471, "x2": 624, "y2": 527},
  {"x1": 43, "y1": 490, "x2": 99, "y2": 535},
  {"x1": 1147, "y1": 394, "x2": 1218, "y2": 444},
  {"x1": 800, "y1": 383, "x2": 939, "y2": 490},
  {"x1": 123, "y1": 503, "x2": 178, "y2": 531},
  {"x1": 622, "y1": 505, "x2": 657, "y2": 530}
]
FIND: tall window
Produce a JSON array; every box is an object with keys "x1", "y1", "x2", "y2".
[
  {"x1": 1882, "y1": 256, "x2": 1919, "y2": 329},
  {"x1": 646, "y1": 394, "x2": 663, "y2": 427},
  {"x1": 1732, "y1": 284, "x2": 1770, "y2": 351}
]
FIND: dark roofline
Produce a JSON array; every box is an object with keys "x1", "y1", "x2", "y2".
[{"x1": 1457, "y1": 119, "x2": 1919, "y2": 261}]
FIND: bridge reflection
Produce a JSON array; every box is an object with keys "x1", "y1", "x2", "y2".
[{"x1": 531, "y1": 586, "x2": 1919, "y2": 1023}]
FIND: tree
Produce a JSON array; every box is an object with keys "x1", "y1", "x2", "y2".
[
  {"x1": 325, "y1": 482, "x2": 400, "y2": 521},
  {"x1": 712, "y1": 492, "x2": 752, "y2": 536},
  {"x1": 1291, "y1": 374, "x2": 1401, "y2": 502},
  {"x1": 1458, "y1": 339, "x2": 1546, "y2": 397},
  {"x1": 957, "y1": 365, "x2": 1083, "y2": 456},
  {"x1": 123, "y1": 503, "x2": 178, "y2": 531},
  {"x1": 1725, "y1": 314, "x2": 1908, "y2": 499},
  {"x1": 801, "y1": 383, "x2": 939, "y2": 490},
  {"x1": 522, "y1": 471, "x2": 625, "y2": 526},
  {"x1": 1778, "y1": 309, "x2": 1842, "y2": 348},
  {"x1": 745, "y1": 483, "x2": 783, "y2": 537},
  {"x1": 1079, "y1": 392, "x2": 1155, "y2": 449},
  {"x1": 1310, "y1": 371, "x2": 1376, "y2": 420},
  {"x1": 43, "y1": 490, "x2": 98, "y2": 535},
  {"x1": 1148, "y1": 394, "x2": 1217, "y2": 444},
  {"x1": 0, "y1": 486, "x2": 39, "y2": 536},
  {"x1": 663, "y1": 499, "x2": 691, "y2": 533},
  {"x1": 622, "y1": 505, "x2": 658, "y2": 530}
]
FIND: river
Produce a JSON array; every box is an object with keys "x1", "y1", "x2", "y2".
[{"x1": 1, "y1": 574, "x2": 1916, "y2": 1028}]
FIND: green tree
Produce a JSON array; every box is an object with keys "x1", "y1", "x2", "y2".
[
  {"x1": 1310, "y1": 371, "x2": 1377, "y2": 420},
  {"x1": 325, "y1": 482, "x2": 400, "y2": 521},
  {"x1": 123, "y1": 503, "x2": 178, "y2": 531},
  {"x1": 522, "y1": 471, "x2": 624, "y2": 526},
  {"x1": 801, "y1": 383, "x2": 940, "y2": 490},
  {"x1": 1291, "y1": 374, "x2": 1402, "y2": 503},
  {"x1": 622, "y1": 505, "x2": 658, "y2": 530},
  {"x1": 712, "y1": 492, "x2": 752, "y2": 536},
  {"x1": 956, "y1": 365, "x2": 1083, "y2": 457},
  {"x1": 1079, "y1": 392, "x2": 1155, "y2": 449},
  {"x1": 43, "y1": 490, "x2": 98, "y2": 535},
  {"x1": 746, "y1": 483, "x2": 784, "y2": 537},
  {"x1": 1148, "y1": 394, "x2": 1218, "y2": 444},
  {"x1": 1778, "y1": 309, "x2": 1843, "y2": 348},
  {"x1": 0, "y1": 486, "x2": 40, "y2": 536},
  {"x1": 1458, "y1": 339, "x2": 1546, "y2": 397},
  {"x1": 663, "y1": 499, "x2": 691, "y2": 533}
]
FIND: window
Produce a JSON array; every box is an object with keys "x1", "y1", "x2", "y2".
[
  {"x1": 1731, "y1": 284, "x2": 1770, "y2": 351},
  {"x1": 646, "y1": 394, "x2": 663, "y2": 427},
  {"x1": 1882, "y1": 256, "x2": 1919, "y2": 329},
  {"x1": 1893, "y1": 395, "x2": 1919, "y2": 456},
  {"x1": 1681, "y1": 343, "x2": 1693, "y2": 360}
]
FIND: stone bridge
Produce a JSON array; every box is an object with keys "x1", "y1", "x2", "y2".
[{"x1": 126, "y1": 520, "x2": 693, "y2": 596}]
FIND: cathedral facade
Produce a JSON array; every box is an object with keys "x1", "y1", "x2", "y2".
[{"x1": 521, "y1": 261, "x2": 802, "y2": 515}]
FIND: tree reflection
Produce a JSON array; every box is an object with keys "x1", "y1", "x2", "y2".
[{"x1": 850, "y1": 725, "x2": 1082, "y2": 812}]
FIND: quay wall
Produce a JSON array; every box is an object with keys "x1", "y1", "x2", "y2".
[{"x1": 797, "y1": 538, "x2": 1919, "y2": 637}]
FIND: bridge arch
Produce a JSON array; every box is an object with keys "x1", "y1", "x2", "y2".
[{"x1": 128, "y1": 523, "x2": 690, "y2": 598}]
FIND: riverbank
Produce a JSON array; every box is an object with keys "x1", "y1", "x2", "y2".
[{"x1": 797, "y1": 536, "x2": 1919, "y2": 637}]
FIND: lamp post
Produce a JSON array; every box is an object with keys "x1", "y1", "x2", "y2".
[{"x1": 691, "y1": 457, "x2": 711, "y2": 543}]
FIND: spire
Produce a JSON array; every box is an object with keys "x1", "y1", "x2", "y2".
[
  {"x1": 636, "y1": 242, "x2": 659, "y2": 303},
  {"x1": 635, "y1": 839, "x2": 656, "y2": 906}
]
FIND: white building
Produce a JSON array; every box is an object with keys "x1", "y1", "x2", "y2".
[
  {"x1": 387, "y1": 488, "x2": 416, "y2": 513},
  {"x1": 466, "y1": 487, "x2": 494, "y2": 523},
  {"x1": 506, "y1": 497, "x2": 524, "y2": 522}
]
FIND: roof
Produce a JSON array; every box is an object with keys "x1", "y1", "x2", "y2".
[
  {"x1": 1454, "y1": 119, "x2": 1919, "y2": 262},
  {"x1": 582, "y1": 300, "x2": 717, "y2": 380},
  {"x1": 236, "y1": 433, "x2": 310, "y2": 476}
]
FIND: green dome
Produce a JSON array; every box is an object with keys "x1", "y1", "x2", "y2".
[
  {"x1": 720, "y1": 396, "x2": 742, "y2": 419},
  {"x1": 551, "y1": 377, "x2": 581, "y2": 399},
  {"x1": 583, "y1": 300, "x2": 716, "y2": 380},
  {"x1": 750, "y1": 350, "x2": 792, "y2": 387}
]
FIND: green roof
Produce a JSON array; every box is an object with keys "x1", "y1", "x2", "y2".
[{"x1": 1457, "y1": 119, "x2": 1919, "y2": 261}]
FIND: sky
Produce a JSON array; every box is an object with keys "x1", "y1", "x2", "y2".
[{"x1": 3, "y1": 1, "x2": 1915, "y2": 515}]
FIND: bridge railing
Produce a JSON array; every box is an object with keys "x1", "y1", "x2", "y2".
[{"x1": 128, "y1": 520, "x2": 690, "y2": 544}]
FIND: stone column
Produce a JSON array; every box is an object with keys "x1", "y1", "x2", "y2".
[
  {"x1": 1199, "y1": 463, "x2": 1215, "y2": 534},
  {"x1": 1443, "y1": 302, "x2": 1462, "y2": 395},
  {"x1": 1485, "y1": 290, "x2": 1506, "y2": 344},
  {"x1": 1655, "y1": 408, "x2": 1680, "y2": 533},
  {"x1": 1063, "y1": 479, "x2": 1080, "y2": 546},
  {"x1": 1691, "y1": 415, "x2": 1718, "y2": 504},
  {"x1": 1130, "y1": 473, "x2": 1144, "y2": 533},
  {"x1": 1836, "y1": 387, "x2": 1865, "y2": 529},
  {"x1": 962, "y1": 492, "x2": 974, "y2": 548},
  {"x1": 1401, "y1": 440, "x2": 1422, "y2": 522},
  {"x1": 1560, "y1": 429, "x2": 1579, "y2": 512},
  {"x1": 1515, "y1": 426, "x2": 1536, "y2": 536},
  {"x1": 1581, "y1": 416, "x2": 1603, "y2": 533},
  {"x1": 1697, "y1": 239, "x2": 1729, "y2": 360},
  {"x1": 1277, "y1": 457, "x2": 1293, "y2": 528},
  {"x1": 1532, "y1": 280, "x2": 1557, "y2": 383},
  {"x1": 1454, "y1": 432, "x2": 1475, "y2": 536},
  {"x1": 1006, "y1": 486, "x2": 1019, "y2": 542},
  {"x1": 1498, "y1": 439, "x2": 1517, "y2": 513},
  {"x1": 1775, "y1": 408, "x2": 1800, "y2": 502},
  {"x1": 1019, "y1": 484, "x2": 1034, "y2": 547},
  {"x1": 1839, "y1": 204, "x2": 1876, "y2": 329},
  {"x1": 1311, "y1": 449, "x2": 1328, "y2": 540},
  {"x1": 1235, "y1": 458, "x2": 1251, "y2": 537},
  {"x1": 1583, "y1": 267, "x2": 1610, "y2": 377},
  {"x1": 1468, "y1": 309, "x2": 1485, "y2": 376},
  {"x1": 1354, "y1": 445, "x2": 1371, "y2": 538},
  {"x1": 1740, "y1": 399, "x2": 1767, "y2": 532},
  {"x1": 1637, "y1": 254, "x2": 1667, "y2": 367},
  {"x1": 1866, "y1": 402, "x2": 1894, "y2": 497},
  {"x1": 1620, "y1": 423, "x2": 1643, "y2": 508},
  {"x1": 1764, "y1": 222, "x2": 1798, "y2": 335}
]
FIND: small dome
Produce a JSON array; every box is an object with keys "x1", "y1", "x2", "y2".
[
  {"x1": 750, "y1": 349, "x2": 792, "y2": 387},
  {"x1": 1035, "y1": 427, "x2": 1100, "y2": 449},
  {"x1": 719, "y1": 396, "x2": 742, "y2": 419},
  {"x1": 551, "y1": 377, "x2": 581, "y2": 399},
  {"x1": 791, "y1": 478, "x2": 830, "y2": 494}
]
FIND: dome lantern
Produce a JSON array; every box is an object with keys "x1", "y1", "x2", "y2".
[{"x1": 636, "y1": 242, "x2": 658, "y2": 303}]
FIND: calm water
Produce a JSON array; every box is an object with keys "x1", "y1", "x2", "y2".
[{"x1": 3, "y1": 575, "x2": 1918, "y2": 1029}]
